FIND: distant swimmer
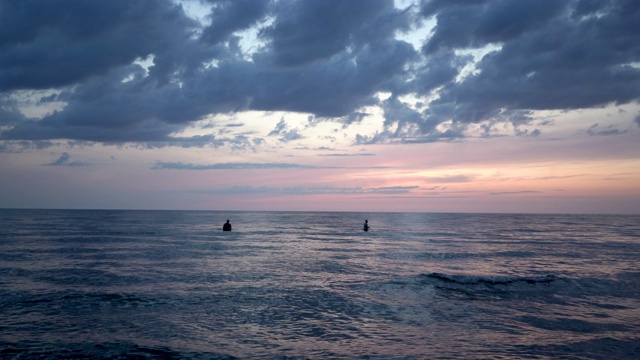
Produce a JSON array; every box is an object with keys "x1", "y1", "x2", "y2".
[
  {"x1": 223, "y1": 220, "x2": 232, "y2": 231},
  {"x1": 363, "y1": 219, "x2": 370, "y2": 232}
]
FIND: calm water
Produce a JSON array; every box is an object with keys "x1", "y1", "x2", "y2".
[{"x1": 1, "y1": 209, "x2": 639, "y2": 359}]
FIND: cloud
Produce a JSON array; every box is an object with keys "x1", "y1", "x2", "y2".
[
  {"x1": 152, "y1": 161, "x2": 336, "y2": 170},
  {"x1": 47, "y1": 152, "x2": 71, "y2": 166},
  {"x1": 267, "y1": 118, "x2": 303, "y2": 142},
  {"x1": 424, "y1": 175, "x2": 473, "y2": 183},
  {"x1": 187, "y1": 184, "x2": 422, "y2": 196},
  {"x1": 489, "y1": 191, "x2": 541, "y2": 196},
  {"x1": 0, "y1": 0, "x2": 415, "y2": 143},
  {"x1": 0, "y1": 0, "x2": 638, "y2": 145},
  {"x1": 200, "y1": 0, "x2": 269, "y2": 45},
  {"x1": 0, "y1": 0, "x2": 199, "y2": 92},
  {"x1": 0, "y1": 140, "x2": 59, "y2": 153},
  {"x1": 420, "y1": 0, "x2": 640, "y2": 126},
  {"x1": 421, "y1": 0, "x2": 566, "y2": 54},
  {"x1": 0, "y1": 96, "x2": 28, "y2": 126},
  {"x1": 43, "y1": 152, "x2": 90, "y2": 166},
  {"x1": 587, "y1": 123, "x2": 628, "y2": 136},
  {"x1": 151, "y1": 160, "x2": 392, "y2": 170},
  {"x1": 369, "y1": 186, "x2": 419, "y2": 194},
  {"x1": 267, "y1": 118, "x2": 287, "y2": 137},
  {"x1": 318, "y1": 153, "x2": 376, "y2": 157},
  {"x1": 262, "y1": 0, "x2": 403, "y2": 66}
]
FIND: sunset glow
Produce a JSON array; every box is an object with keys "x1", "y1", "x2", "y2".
[{"x1": 1, "y1": 0, "x2": 639, "y2": 214}]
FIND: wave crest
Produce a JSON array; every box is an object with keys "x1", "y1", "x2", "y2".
[{"x1": 423, "y1": 272, "x2": 556, "y2": 285}]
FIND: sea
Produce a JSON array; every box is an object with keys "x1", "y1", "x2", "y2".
[{"x1": 1, "y1": 209, "x2": 639, "y2": 359}]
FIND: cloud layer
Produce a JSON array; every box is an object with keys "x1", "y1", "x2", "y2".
[
  {"x1": 152, "y1": 161, "x2": 335, "y2": 170},
  {"x1": 1, "y1": 0, "x2": 639, "y2": 145}
]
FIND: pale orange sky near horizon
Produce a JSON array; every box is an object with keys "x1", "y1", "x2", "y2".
[
  {"x1": 2, "y1": 111, "x2": 638, "y2": 214},
  {"x1": 1, "y1": 0, "x2": 639, "y2": 214}
]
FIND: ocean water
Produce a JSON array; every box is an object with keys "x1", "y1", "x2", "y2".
[{"x1": 1, "y1": 209, "x2": 639, "y2": 359}]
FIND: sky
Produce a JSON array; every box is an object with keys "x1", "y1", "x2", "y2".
[{"x1": 1, "y1": 0, "x2": 639, "y2": 214}]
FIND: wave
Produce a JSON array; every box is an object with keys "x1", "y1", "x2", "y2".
[
  {"x1": 0, "y1": 341, "x2": 236, "y2": 360},
  {"x1": 423, "y1": 272, "x2": 556, "y2": 285}
]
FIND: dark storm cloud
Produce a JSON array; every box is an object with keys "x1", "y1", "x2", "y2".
[
  {"x1": 0, "y1": 0, "x2": 639, "y2": 145},
  {"x1": 1, "y1": 0, "x2": 414, "y2": 143},
  {"x1": 0, "y1": 96, "x2": 27, "y2": 126},
  {"x1": 262, "y1": 0, "x2": 401, "y2": 66},
  {"x1": 421, "y1": 0, "x2": 567, "y2": 54},
  {"x1": 200, "y1": 0, "x2": 270, "y2": 45},
  {"x1": 0, "y1": 0, "x2": 199, "y2": 92},
  {"x1": 408, "y1": 49, "x2": 471, "y2": 96},
  {"x1": 417, "y1": 0, "x2": 640, "y2": 127}
]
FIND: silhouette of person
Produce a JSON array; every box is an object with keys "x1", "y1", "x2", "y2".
[
  {"x1": 223, "y1": 220, "x2": 232, "y2": 231},
  {"x1": 363, "y1": 219, "x2": 370, "y2": 232}
]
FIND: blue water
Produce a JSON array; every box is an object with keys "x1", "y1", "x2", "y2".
[{"x1": 1, "y1": 209, "x2": 639, "y2": 359}]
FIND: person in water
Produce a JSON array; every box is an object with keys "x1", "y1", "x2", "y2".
[
  {"x1": 223, "y1": 220, "x2": 232, "y2": 231},
  {"x1": 363, "y1": 219, "x2": 370, "y2": 232}
]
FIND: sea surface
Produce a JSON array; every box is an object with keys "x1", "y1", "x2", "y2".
[{"x1": 1, "y1": 209, "x2": 639, "y2": 359}]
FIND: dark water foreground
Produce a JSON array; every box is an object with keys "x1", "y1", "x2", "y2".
[{"x1": 1, "y1": 209, "x2": 639, "y2": 359}]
